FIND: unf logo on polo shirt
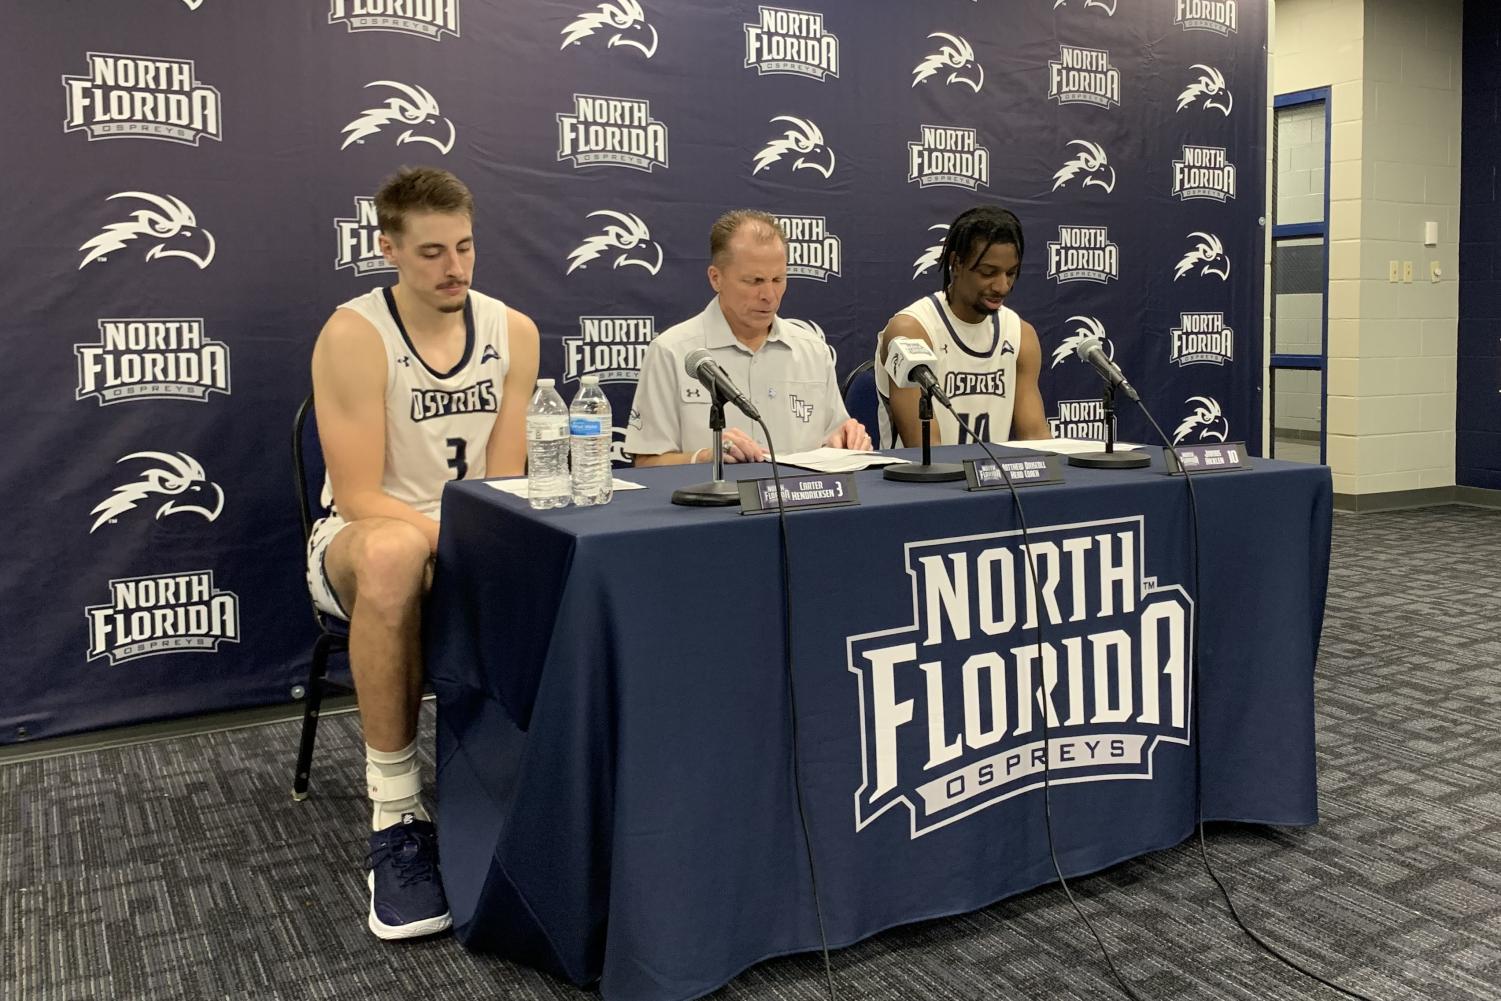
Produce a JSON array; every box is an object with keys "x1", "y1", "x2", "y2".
[
  {"x1": 76, "y1": 318, "x2": 230, "y2": 406},
  {"x1": 1049, "y1": 399, "x2": 1108, "y2": 439},
  {"x1": 564, "y1": 316, "x2": 655, "y2": 384},
  {"x1": 1048, "y1": 45, "x2": 1120, "y2": 109},
  {"x1": 1047, "y1": 226, "x2": 1119, "y2": 284},
  {"x1": 1172, "y1": 146, "x2": 1237, "y2": 202},
  {"x1": 907, "y1": 125, "x2": 989, "y2": 191},
  {"x1": 1170, "y1": 313, "x2": 1234, "y2": 367},
  {"x1": 86, "y1": 570, "x2": 240, "y2": 666},
  {"x1": 557, "y1": 94, "x2": 668, "y2": 172},
  {"x1": 334, "y1": 197, "x2": 393, "y2": 275},
  {"x1": 328, "y1": 0, "x2": 460, "y2": 40},
  {"x1": 777, "y1": 215, "x2": 842, "y2": 281},
  {"x1": 1176, "y1": 0, "x2": 1237, "y2": 35},
  {"x1": 848, "y1": 519, "x2": 1193, "y2": 838},
  {"x1": 62, "y1": 53, "x2": 221, "y2": 145},
  {"x1": 744, "y1": 6, "x2": 839, "y2": 81}
]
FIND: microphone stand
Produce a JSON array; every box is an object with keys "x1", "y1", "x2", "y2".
[
  {"x1": 884, "y1": 385, "x2": 965, "y2": 482},
  {"x1": 671, "y1": 388, "x2": 743, "y2": 506},
  {"x1": 1067, "y1": 383, "x2": 1149, "y2": 469}
]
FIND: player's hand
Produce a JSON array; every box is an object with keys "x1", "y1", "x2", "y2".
[
  {"x1": 721, "y1": 428, "x2": 768, "y2": 463},
  {"x1": 824, "y1": 419, "x2": 873, "y2": 452}
]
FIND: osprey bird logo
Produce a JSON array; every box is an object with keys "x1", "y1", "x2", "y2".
[
  {"x1": 1174, "y1": 232, "x2": 1231, "y2": 281},
  {"x1": 912, "y1": 224, "x2": 949, "y2": 280},
  {"x1": 78, "y1": 192, "x2": 216, "y2": 270},
  {"x1": 340, "y1": 81, "x2": 455, "y2": 154},
  {"x1": 911, "y1": 33, "x2": 984, "y2": 92},
  {"x1": 565, "y1": 210, "x2": 662, "y2": 275},
  {"x1": 1173, "y1": 397, "x2": 1229, "y2": 444},
  {"x1": 1052, "y1": 140, "x2": 1116, "y2": 193},
  {"x1": 1176, "y1": 64, "x2": 1233, "y2": 116},
  {"x1": 752, "y1": 116, "x2": 836, "y2": 178},
  {"x1": 181, "y1": 0, "x2": 205, "y2": 9},
  {"x1": 560, "y1": 0, "x2": 658, "y2": 57},
  {"x1": 90, "y1": 451, "x2": 224, "y2": 533},
  {"x1": 1052, "y1": 315, "x2": 1113, "y2": 369},
  {"x1": 1054, "y1": 0, "x2": 1118, "y2": 13}
]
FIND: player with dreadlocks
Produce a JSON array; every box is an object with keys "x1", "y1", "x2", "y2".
[{"x1": 875, "y1": 205, "x2": 1051, "y2": 447}]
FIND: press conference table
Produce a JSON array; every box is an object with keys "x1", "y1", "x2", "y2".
[{"x1": 425, "y1": 445, "x2": 1332, "y2": 1001}]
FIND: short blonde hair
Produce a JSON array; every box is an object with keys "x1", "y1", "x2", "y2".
[
  {"x1": 375, "y1": 166, "x2": 474, "y2": 238},
  {"x1": 709, "y1": 209, "x2": 785, "y2": 266}
]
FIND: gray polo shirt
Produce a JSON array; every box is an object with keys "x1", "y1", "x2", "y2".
[{"x1": 625, "y1": 298, "x2": 849, "y2": 458}]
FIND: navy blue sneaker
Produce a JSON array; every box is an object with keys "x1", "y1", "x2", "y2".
[{"x1": 365, "y1": 814, "x2": 452, "y2": 940}]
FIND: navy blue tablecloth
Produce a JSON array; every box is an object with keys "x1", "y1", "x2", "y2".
[{"x1": 425, "y1": 446, "x2": 1332, "y2": 1001}]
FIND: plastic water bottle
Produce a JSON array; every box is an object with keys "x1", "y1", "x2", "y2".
[
  {"x1": 526, "y1": 379, "x2": 571, "y2": 510},
  {"x1": 569, "y1": 376, "x2": 614, "y2": 507}
]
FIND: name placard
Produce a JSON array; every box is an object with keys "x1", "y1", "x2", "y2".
[
  {"x1": 1163, "y1": 441, "x2": 1250, "y2": 474},
  {"x1": 963, "y1": 454, "x2": 1064, "y2": 490},
  {"x1": 738, "y1": 472, "x2": 859, "y2": 514}
]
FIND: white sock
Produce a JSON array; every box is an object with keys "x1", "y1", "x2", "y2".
[{"x1": 366, "y1": 739, "x2": 430, "y2": 831}]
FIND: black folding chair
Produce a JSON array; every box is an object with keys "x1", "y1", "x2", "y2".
[
  {"x1": 291, "y1": 393, "x2": 352, "y2": 801},
  {"x1": 841, "y1": 358, "x2": 884, "y2": 447}
]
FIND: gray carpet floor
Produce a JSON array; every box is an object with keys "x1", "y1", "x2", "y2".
[{"x1": 3, "y1": 505, "x2": 1500, "y2": 1001}]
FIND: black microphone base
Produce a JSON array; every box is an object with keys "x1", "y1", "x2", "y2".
[
  {"x1": 1067, "y1": 450, "x2": 1150, "y2": 469},
  {"x1": 671, "y1": 479, "x2": 742, "y2": 507},
  {"x1": 885, "y1": 462, "x2": 966, "y2": 483}
]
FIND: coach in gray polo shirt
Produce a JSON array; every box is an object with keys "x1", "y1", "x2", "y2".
[{"x1": 626, "y1": 209, "x2": 871, "y2": 465}]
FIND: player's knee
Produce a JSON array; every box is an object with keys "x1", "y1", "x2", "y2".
[{"x1": 353, "y1": 522, "x2": 430, "y2": 603}]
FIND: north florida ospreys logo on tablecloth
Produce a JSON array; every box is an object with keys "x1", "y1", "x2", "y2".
[
  {"x1": 744, "y1": 6, "x2": 839, "y2": 80},
  {"x1": 334, "y1": 196, "x2": 392, "y2": 275},
  {"x1": 849, "y1": 519, "x2": 1193, "y2": 837},
  {"x1": 328, "y1": 0, "x2": 460, "y2": 40},
  {"x1": 62, "y1": 53, "x2": 222, "y2": 145},
  {"x1": 85, "y1": 570, "x2": 240, "y2": 666},
  {"x1": 564, "y1": 316, "x2": 655, "y2": 384},
  {"x1": 1048, "y1": 46, "x2": 1120, "y2": 109},
  {"x1": 76, "y1": 318, "x2": 230, "y2": 406},
  {"x1": 908, "y1": 125, "x2": 989, "y2": 190},
  {"x1": 776, "y1": 215, "x2": 841, "y2": 281},
  {"x1": 556, "y1": 94, "x2": 668, "y2": 172}
]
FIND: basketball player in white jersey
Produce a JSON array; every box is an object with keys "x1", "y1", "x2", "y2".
[
  {"x1": 307, "y1": 167, "x2": 539, "y2": 940},
  {"x1": 876, "y1": 206, "x2": 1050, "y2": 447}
]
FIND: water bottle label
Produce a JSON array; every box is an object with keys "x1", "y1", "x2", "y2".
[
  {"x1": 569, "y1": 417, "x2": 603, "y2": 436},
  {"x1": 528, "y1": 417, "x2": 569, "y2": 441}
]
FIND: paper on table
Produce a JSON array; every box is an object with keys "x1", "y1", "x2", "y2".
[
  {"x1": 484, "y1": 476, "x2": 648, "y2": 498},
  {"x1": 1003, "y1": 438, "x2": 1141, "y2": 455},
  {"x1": 773, "y1": 447, "x2": 910, "y2": 473}
]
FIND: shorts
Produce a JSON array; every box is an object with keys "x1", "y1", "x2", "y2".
[{"x1": 306, "y1": 514, "x2": 352, "y2": 620}]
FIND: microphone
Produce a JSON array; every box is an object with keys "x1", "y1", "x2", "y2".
[
  {"x1": 1074, "y1": 336, "x2": 1140, "y2": 402},
  {"x1": 883, "y1": 337, "x2": 952, "y2": 409},
  {"x1": 684, "y1": 347, "x2": 761, "y2": 420}
]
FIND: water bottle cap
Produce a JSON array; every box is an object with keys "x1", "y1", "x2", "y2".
[
  {"x1": 537, "y1": 378, "x2": 555, "y2": 387},
  {"x1": 580, "y1": 375, "x2": 599, "y2": 386}
]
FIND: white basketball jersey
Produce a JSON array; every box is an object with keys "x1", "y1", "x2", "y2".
[
  {"x1": 876, "y1": 293, "x2": 1020, "y2": 448},
  {"x1": 325, "y1": 287, "x2": 510, "y2": 519}
]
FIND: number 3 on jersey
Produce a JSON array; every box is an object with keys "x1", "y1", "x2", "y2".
[
  {"x1": 954, "y1": 411, "x2": 991, "y2": 445},
  {"x1": 446, "y1": 437, "x2": 468, "y2": 479}
]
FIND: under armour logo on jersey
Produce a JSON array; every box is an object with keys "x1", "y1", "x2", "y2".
[
  {"x1": 396, "y1": 355, "x2": 413, "y2": 367},
  {"x1": 682, "y1": 384, "x2": 706, "y2": 404},
  {"x1": 791, "y1": 395, "x2": 814, "y2": 423},
  {"x1": 480, "y1": 345, "x2": 500, "y2": 363},
  {"x1": 90, "y1": 451, "x2": 224, "y2": 533}
]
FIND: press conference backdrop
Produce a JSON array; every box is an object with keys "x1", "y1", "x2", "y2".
[{"x1": 0, "y1": 0, "x2": 1266, "y2": 742}]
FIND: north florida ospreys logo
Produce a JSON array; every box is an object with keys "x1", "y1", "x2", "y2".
[
  {"x1": 1174, "y1": 232, "x2": 1231, "y2": 281},
  {"x1": 1050, "y1": 399, "x2": 1108, "y2": 439},
  {"x1": 753, "y1": 116, "x2": 836, "y2": 178},
  {"x1": 1176, "y1": 0, "x2": 1237, "y2": 35},
  {"x1": 90, "y1": 451, "x2": 224, "y2": 533},
  {"x1": 1052, "y1": 140, "x2": 1116, "y2": 194},
  {"x1": 1051, "y1": 315, "x2": 1112, "y2": 370},
  {"x1": 1174, "y1": 396, "x2": 1230, "y2": 444},
  {"x1": 1047, "y1": 226, "x2": 1119, "y2": 284},
  {"x1": 849, "y1": 518, "x2": 1193, "y2": 838},
  {"x1": 912, "y1": 32, "x2": 983, "y2": 92},
  {"x1": 86, "y1": 570, "x2": 240, "y2": 666},
  {"x1": 1053, "y1": 0, "x2": 1117, "y2": 14},
  {"x1": 565, "y1": 316, "x2": 655, "y2": 384},
  {"x1": 1177, "y1": 64, "x2": 1233, "y2": 116},
  {"x1": 1049, "y1": 45, "x2": 1120, "y2": 109},
  {"x1": 1170, "y1": 313, "x2": 1234, "y2": 367},
  {"x1": 340, "y1": 81, "x2": 455, "y2": 154},
  {"x1": 328, "y1": 0, "x2": 460, "y2": 40},
  {"x1": 180, "y1": 0, "x2": 205, "y2": 8},
  {"x1": 334, "y1": 196, "x2": 392, "y2": 275},
  {"x1": 557, "y1": 94, "x2": 668, "y2": 172},
  {"x1": 912, "y1": 223, "x2": 948, "y2": 280},
  {"x1": 777, "y1": 215, "x2": 842, "y2": 281},
  {"x1": 566, "y1": 210, "x2": 663, "y2": 276},
  {"x1": 908, "y1": 125, "x2": 989, "y2": 191},
  {"x1": 78, "y1": 192, "x2": 215, "y2": 270},
  {"x1": 744, "y1": 6, "x2": 839, "y2": 81},
  {"x1": 1173, "y1": 146, "x2": 1237, "y2": 202},
  {"x1": 561, "y1": 0, "x2": 658, "y2": 57},
  {"x1": 62, "y1": 53, "x2": 221, "y2": 145},
  {"x1": 76, "y1": 318, "x2": 230, "y2": 406}
]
